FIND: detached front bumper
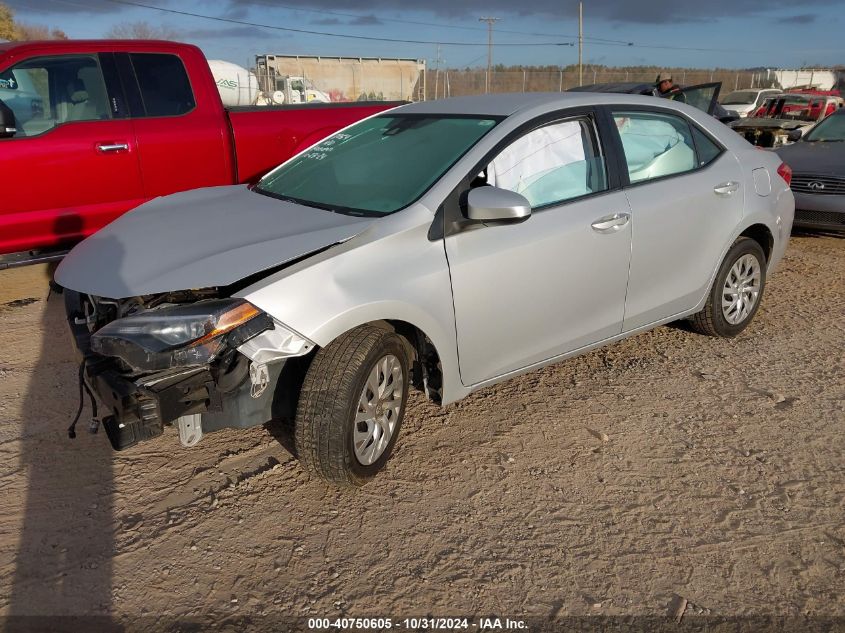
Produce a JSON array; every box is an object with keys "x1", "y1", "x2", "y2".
[{"x1": 64, "y1": 290, "x2": 286, "y2": 451}]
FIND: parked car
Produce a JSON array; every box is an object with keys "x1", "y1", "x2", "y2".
[
  {"x1": 568, "y1": 81, "x2": 738, "y2": 123},
  {"x1": 775, "y1": 109, "x2": 845, "y2": 232},
  {"x1": 55, "y1": 93, "x2": 794, "y2": 487},
  {"x1": 720, "y1": 88, "x2": 781, "y2": 117},
  {"x1": 732, "y1": 93, "x2": 844, "y2": 147},
  {"x1": 0, "y1": 40, "x2": 398, "y2": 268}
]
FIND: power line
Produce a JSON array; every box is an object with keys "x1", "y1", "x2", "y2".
[
  {"x1": 238, "y1": 0, "x2": 636, "y2": 46},
  {"x1": 10, "y1": 0, "x2": 790, "y2": 55}
]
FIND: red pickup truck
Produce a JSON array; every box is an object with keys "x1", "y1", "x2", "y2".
[{"x1": 0, "y1": 39, "x2": 398, "y2": 267}]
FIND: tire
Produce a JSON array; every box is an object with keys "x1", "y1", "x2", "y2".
[
  {"x1": 294, "y1": 325, "x2": 409, "y2": 487},
  {"x1": 690, "y1": 237, "x2": 767, "y2": 338}
]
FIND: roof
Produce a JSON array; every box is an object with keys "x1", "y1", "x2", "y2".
[
  {"x1": 568, "y1": 82, "x2": 654, "y2": 95},
  {"x1": 0, "y1": 39, "x2": 200, "y2": 58},
  {"x1": 394, "y1": 91, "x2": 667, "y2": 117}
]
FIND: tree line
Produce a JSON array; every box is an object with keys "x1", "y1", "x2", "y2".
[{"x1": 0, "y1": 2, "x2": 67, "y2": 40}]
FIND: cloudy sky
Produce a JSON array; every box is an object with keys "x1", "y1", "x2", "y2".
[{"x1": 7, "y1": 0, "x2": 843, "y2": 69}]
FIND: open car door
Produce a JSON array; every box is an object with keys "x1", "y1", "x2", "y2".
[{"x1": 665, "y1": 82, "x2": 721, "y2": 116}]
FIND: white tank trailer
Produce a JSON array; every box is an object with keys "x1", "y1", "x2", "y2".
[{"x1": 208, "y1": 59, "x2": 261, "y2": 107}]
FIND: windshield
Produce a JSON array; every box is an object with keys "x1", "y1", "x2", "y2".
[
  {"x1": 804, "y1": 113, "x2": 845, "y2": 142},
  {"x1": 723, "y1": 91, "x2": 757, "y2": 105},
  {"x1": 256, "y1": 114, "x2": 499, "y2": 215}
]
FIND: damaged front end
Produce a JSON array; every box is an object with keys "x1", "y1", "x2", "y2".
[{"x1": 63, "y1": 288, "x2": 314, "y2": 451}]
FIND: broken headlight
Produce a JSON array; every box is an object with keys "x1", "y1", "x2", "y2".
[{"x1": 90, "y1": 299, "x2": 273, "y2": 371}]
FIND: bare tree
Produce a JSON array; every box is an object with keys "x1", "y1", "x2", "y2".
[
  {"x1": 0, "y1": 3, "x2": 16, "y2": 40},
  {"x1": 15, "y1": 23, "x2": 68, "y2": 40},
  {"x1": 0, "y1": 2, "x2": 69, "y2": 41},
  {"x1": 106, "y1": 21, "x2": 178, "y2": 40}
]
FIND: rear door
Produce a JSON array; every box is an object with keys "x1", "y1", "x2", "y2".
[
  {"x1": 0, "y1": 52, "x2": 143, "y2": 254},
  {"x1": 116, "y1": 51, "x2": 233, "y2": 198},
  {"x1": 605, "y1": 107, "x2": 744, "y2": 331}
]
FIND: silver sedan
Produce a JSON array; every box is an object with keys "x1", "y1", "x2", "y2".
[{"x1": 56, "y1": 93, "x2": 795, "y2": 486}]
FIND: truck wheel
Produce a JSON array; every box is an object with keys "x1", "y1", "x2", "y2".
[
  {"x1": 690, "y1": 237, "x2": 767, "y2": 338},
  {"x1": 294, "y1": 325, "x2": 409, "y2": 487}
]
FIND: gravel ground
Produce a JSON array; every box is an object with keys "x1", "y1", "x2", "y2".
[{"x1": 0, "y1": 234, "x2": 843, "y2": 631}]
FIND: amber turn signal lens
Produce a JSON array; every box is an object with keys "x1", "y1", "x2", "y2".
[{"x1": 191, "y1": 302, "x2": 261, "y2": 346}]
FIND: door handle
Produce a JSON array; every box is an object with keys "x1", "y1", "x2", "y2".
[
  {"x1": 713, "y1": 181, "x2": 739, "y2": 196},
  {"x1": 591, "y1": 212, "x2": 630, "y2": 233},
  {"x1": 96, "y1": 142, "x2": 129, "y2": 153}
]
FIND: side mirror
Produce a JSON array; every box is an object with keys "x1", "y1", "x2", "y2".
[
  {"x1": 0, "y1": 101, "x2": 16, "y2": 138},
  {"x1": 786, "y1": 129, "x2": 803, "y2": 142},
  {"x1": 466, "y1": 186, "x2": 531, "y2": 222}
]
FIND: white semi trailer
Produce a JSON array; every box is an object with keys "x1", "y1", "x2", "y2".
[{"x1": 254, "y1": 54, "x2": 425, "y2": 104}]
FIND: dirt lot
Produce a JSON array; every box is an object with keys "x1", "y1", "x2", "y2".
[{"x1": 0, "y1": 235, "x2": 843, "y2": 631}]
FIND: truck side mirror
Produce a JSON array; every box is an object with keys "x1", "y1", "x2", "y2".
[
  {"x1": 787, "y1": 129, "x2": 803, "y2": 142},
  {"x1": 0, "y1": 101, "x2": 17, "y2": 138}
]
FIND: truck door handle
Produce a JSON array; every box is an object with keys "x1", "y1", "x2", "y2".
[
  {"x1": 713, "y1": 181, "x2": 739, "y2": 196},
  {"x1": 96, "y1": 142, "x2": 129, "y2": 153},
  {"x1": 591, "y1": 213, "x2": 630, "y2": 233}
]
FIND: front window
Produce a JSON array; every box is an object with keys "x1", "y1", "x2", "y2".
[
  {"x1": 482, "y1": 118, "x2": 607, "y2": 208},
  {"x1": 0, "y1": 54, "x2": 111, "y2": 138},
  {"x1": 256, "y1": 114, "x2": 499, "y2": 215},
  {"x1": 803, "y1": 113, "x2": 845, "y2": 142}
]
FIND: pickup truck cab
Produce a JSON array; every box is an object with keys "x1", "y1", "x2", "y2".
[{"x1": 0, "y1": 40, "x2": 398, "y2": 266}]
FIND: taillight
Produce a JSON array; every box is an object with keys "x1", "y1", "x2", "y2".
[{"x1": 777, "y1": 162, "x2": 792, "y2": 187}]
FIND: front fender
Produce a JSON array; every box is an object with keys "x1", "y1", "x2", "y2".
[{"x1": 238, "y1": 207, "x2": 466, "y2": 405}]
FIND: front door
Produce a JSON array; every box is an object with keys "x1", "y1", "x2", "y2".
[
  {"x1": 445, "y1": 114, "x2": 632, "y2": 386},
  {"x1": 0, "y1": 52, "x2": 143, "y2": 254},
  {"x1": 664, "y1": 82, "x2": 721, "y2": 115}
]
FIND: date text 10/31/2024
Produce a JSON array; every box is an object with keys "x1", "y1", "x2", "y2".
[{"x1": 307, "y1": 617, "x2": 528, "y2": 630}]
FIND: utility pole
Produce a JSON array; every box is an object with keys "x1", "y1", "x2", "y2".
[
  {"x1": 578, "y1": 2, "x2": 583, "y2": 86},
  {"x1": 479, "y1": 16, "x2": 500, "y2": 93},
  {"x1": 433, "y1": 44, "x2": 444, "y2": 99}
]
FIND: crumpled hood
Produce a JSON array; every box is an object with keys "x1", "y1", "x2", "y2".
[{"x1": 55, "y1": 185, "x2": 375, "y2": 298}]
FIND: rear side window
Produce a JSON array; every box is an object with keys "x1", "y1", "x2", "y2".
[
  {"x1": 690, "y1": 125, "x2": 722, "y2": 167},
  {"x1": 129, "y1": 53, "x2": 195, "y2": 117},
  {"x1": 612, "y1": 111, "x2": 697, "y2": 184}
]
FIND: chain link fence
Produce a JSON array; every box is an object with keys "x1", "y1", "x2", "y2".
[{"x1": 423, "y1": 69, "x2": 774, "y2": 100}]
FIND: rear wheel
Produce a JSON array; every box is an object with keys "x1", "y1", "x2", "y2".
[
  {"x1": 294, "y1": 325, "x2": 409, "y2": 487},
  {"x1": 690, "y1": 237, "x2": 766, "y2": 337}
]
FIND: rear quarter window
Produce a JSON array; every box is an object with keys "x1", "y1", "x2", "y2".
[{"x1": 690, "y1": 125, "x2": 723, "y2": 167}]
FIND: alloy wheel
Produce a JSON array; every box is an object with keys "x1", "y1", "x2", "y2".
[
  {"x1": 721, "y1": 253, "x2": 761, "y2": 325},
  {"x1": 353, "y1": 354, "x2": 404, "y2": 465}
]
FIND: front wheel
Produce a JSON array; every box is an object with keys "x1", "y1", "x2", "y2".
[
  {"x1": 294, "y1": 325, "x2": 409, "y2": 487},
  {"x1": 690, "y1": 237, "x2": 767, "y2": 337}
]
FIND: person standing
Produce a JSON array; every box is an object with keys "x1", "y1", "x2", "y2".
[{"x1": 655, "y1": 72, "x2": 681, "y2": 96}]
